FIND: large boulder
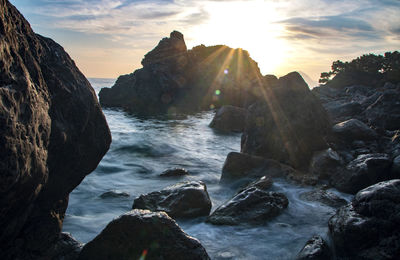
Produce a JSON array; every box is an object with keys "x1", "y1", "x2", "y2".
[
  {"x1": 220, "y1": 152, "x2": 297, "y2": 181},
  {"x1": 132, "y1": 181, "x2": 212, "y2": 218},
  {"x1": 207, "y1": 177, "x2": 288, "y2": 225},
  {"x1": 78, "y1": 209, "x2": 210, "y2": 260},
  {"x1": 99, "y1": 33, "x2": 263, "y2": 115},
  {"x1": 299, "y1": 188, "x2": 347, "y2": 208},
  {"x1": 332, "y1": 118, "x2": 377, "y2": 141},
  {"x1": 332, "y1": 153, "x2": 393, "y2": 194},
  {"x1": 309, "y1": 148, "x2": 342, "y2": 180},
  {"x1": 0, "y1": 0, "x2": 111, "y2": 258},
  {"x1": 329, "y1": 180, "x2": 400, "y2": 259},
  {"x1": 241, "y1": 72, "x2": 331, "y2": 169},
  {"x1": 296, "y1": 235, "x2": 332, "y2": 260},
  {"x1": 209, "y1": 105, "x2": 247, "y2": 132}
]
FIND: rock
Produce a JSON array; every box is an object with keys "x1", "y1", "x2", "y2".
[
  {"x1": 43, "y1": 232, "x2": 83, "y2": 260},
  {"x1": 299, "y1": 189, "x2": 347, "y2": 208},
  {"x1": 209, "y1": 105, "x2": 247, "y2": 132},
  {"x1": 309, "y1": 148, "x2": 342, "y2": 180},
  {"x1": 78, "y1": 209, "x2": 210, "y2": 260},
  {"x1": 220, "y1": 152, "x2": 297, "y2": 181},
  {"x1": 241, "y1": 72, "x2": 331, "y2": 169},
  {"x1": 296, "y1": 235, "x2": 332, "y2": 260},
  {"x1": 159, "y1": 168, "x2": 189, "y2": 177},
  {"x1": 323, "y1": 101, "x2": 362, "y2": 122},
  {"x1": 0, "y1": 1, "x2": 111, "y2": 258},
  {"x1": 99, "y1": 33, "x2": 263, "y2": 115},
  {"x1": 332, "y1": 153, "x2": 393, "y2": 194},
  {"x1": 332, "y1": 118, "x2": 377, "y2": 141},
  {"x1": 207, "y1": 179, "x2": 288, "y2": 225},
  {"x1": 100, "y1": 191, "x2": 130, "y2": 199},
  {"x1": 391, "y1": 155, "x2": 400, "y2": 177},
  {"x1": 364, "y1": 89, "x2": 400, "y2": 130},
  {"x1": 237, "y1": 176, "x2": 273, "y2": 194},
  {"x1": 132, "y1": 181, "x2": 212, "y2": 218},
  {"x1": 329, "y1": 180, "x2": 400, "y2": 259}
]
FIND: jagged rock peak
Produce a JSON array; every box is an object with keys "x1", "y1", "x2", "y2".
[{"x1": 141, "y1": 30, "x2": 187, "y2": 67}]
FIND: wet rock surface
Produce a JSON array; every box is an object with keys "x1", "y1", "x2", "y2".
[
  {"x1": 329, "y1": 180, "x2": 400, "y2": 259},
  {"x1": 208, "y1": 177, "x2": 288, "y2": 225},
  {"x1": 159, "y1": 168, "x2": 189, "y2": 177},
  {"x1": 221, "y1": 152, "x2": 298, "y2": 181},
  {"x1": 209, "y1": 105, "x2": 247, "y2": 132},
  {"x1": 296, "y1": 235, "x2": 332, "y2": 260},
  {"x1": 332, "y1": 153, "x2": 393, "y2": 194},
  {"x1": 132, "y1": 181, "x2": 212, "y2": 218},
  {"x1": 300, "y1": 188, "x2": 347, "y2": 208},
  {"x1": 78, "y1": 209, "x2": 210, "y2": 260},
  {"x1": 0, "y1": 0, "x2": 111, "y2": 258}
]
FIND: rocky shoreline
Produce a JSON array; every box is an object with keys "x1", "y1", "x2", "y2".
[{"x1": 1, "y1": 0, "x2": 399, "y2": 259}]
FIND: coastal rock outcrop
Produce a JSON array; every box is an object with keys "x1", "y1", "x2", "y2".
[
  {"x1": 99, "y1": 32, "x2": 263, "y2": 114},
  {"x1": 209, "y1": 105, "x2": 247, "y2": 132},
  {"x1": 78, "y1": 209, "x2": 210, "y2": 260},
  {"x1": 220, "y1": 152, "x2": 297, "y2": 181},
  {"x1": 332, "y1": 153, "x2": 393, "y2": 194},
  {"x1": 0, "y1": 0, "x2": 111, "y2": 258},
  {"x1": 299, "y1": 188, "x2": 347, "y2": 208},
  {"x1": 207, "y1": 177, "x2": 288, "y2": 225},
  {"x1": 159, "y1": 168, "x2": 189, "y2": 177},
  {"x1": 329, "y1": 180, "x2": 400, "y2": 259},
  {"x1": 241, "y1": 72, "x2": 331, "y2": 169},
  {"x1": 132, "y1": 181, "x2": 212, "y2": 218},
  {"x1": 296, "y1": 235, "x2": 332, "y2": 260}
]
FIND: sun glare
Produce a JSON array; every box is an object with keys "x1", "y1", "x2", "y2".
[{"x1": 187, "y1": 0, "x2": 289, "y2": 76}]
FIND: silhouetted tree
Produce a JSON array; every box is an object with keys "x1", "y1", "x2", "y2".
[{"x1": 319, "y1": 51, "x2": 400, "y2": 85}]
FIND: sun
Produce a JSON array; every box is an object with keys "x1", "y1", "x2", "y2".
[{"x1": 186, "y1": 0, "x2": 289, "y2": 76}]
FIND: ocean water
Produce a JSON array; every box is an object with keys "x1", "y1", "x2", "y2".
[{"x1": 63, "y1": 78, "x2": 351, "y2": 259}]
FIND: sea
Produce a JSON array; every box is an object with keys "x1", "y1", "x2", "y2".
[{"x1": 63, "y1": 78, "x2": 351, "y2": 259}]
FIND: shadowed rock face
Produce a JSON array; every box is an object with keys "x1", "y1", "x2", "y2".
[
  {"x1": 78, "y1": 210, "x2": 210, "y2": 260},
  {"x1": 241, "y1": 72, "x2": 331, "y2": 169},
  {"x1": 0, "y1": 0, "x2": 111, "y2": 258},
  {"x1": 296, "y1": 235, "x2": 332, "y2": 260},
  {"x1": 99, "y1": 32, "x2": 263, "y2": 115},
  {"x1": 329, "y1": 180, "x2": 400, "y2": 259}
]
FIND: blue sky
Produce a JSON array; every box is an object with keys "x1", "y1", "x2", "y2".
[{"x1": 10, "y1": 0, "x2": 400, "y2": 84}]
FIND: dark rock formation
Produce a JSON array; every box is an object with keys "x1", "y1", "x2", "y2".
[
  {"x1": 364, "y1": 87, "x2": 400, "y2": 130},
  {"x1": 207, "y1": 177, "x2": 288, "y2": 225},
  {"x1": 313, "y1": 82, "x2": 400, "y2": 131},
  {"x1": 220, "y1": 152, "x2": 297, "y2": 181},
  {"x1": 329, "y1": 180, "x2": 400, "y2": 259},
  {"x1": 332, "y1": 118, "x2": 377, "y2": 141},
  {"x1": 43, "y1": 232, "x2": 83, "y2": 260},
  {"x1": 299, "y1": 189, "x2": 347, "y2": 208},
  {"x1": 159, "y1": 168, "x2": 189, "y2": 177},
  {"x1": 0, "y1": 0, "x2": 111, "y2": 258},
  {"x1": 99, "y1": 32, "x2": 263, "y2": 115},
  {"x1": 209, "y1": 105, "x2": 247, "y2": 132},
  {"x1": 241, "y1": 72, "x2": 331, "y2": 169},
  {"x1": 78, "y1": 209, "x2": 210, "y2": 260},
  {"x1": 296, "y1": 235, "x2": 332, "y2": 260},
  {"x1": 132, "y1": 181, "x2": 212, "y2": 218},
  {"x1": 309, "y1": 148, "x2": 342, "y2": 180},
  {"x1": 332, "y1": 153, "x2": 393, "y2": 194},
  {"x1": 100, "y1": 190, "x2": 130, "y2": 199}
]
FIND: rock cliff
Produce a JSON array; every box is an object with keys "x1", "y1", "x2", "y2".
[{"x1": 0, "y1": 0, "x2": 111, "y2": 258}]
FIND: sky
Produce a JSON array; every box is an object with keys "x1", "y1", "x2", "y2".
[{"x1": 10, "y1": 0, "x2": 400, "y2": 85}]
